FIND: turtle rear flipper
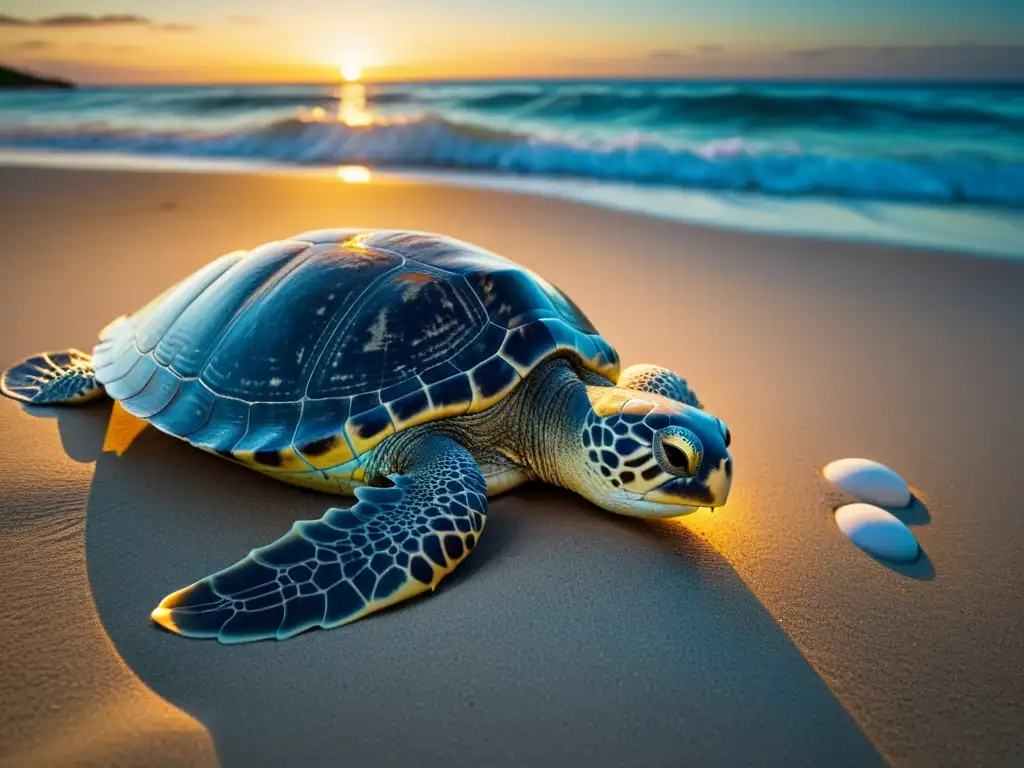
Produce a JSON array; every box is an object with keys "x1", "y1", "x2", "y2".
[
  {"x1": 0, "y1": 349, "x2": 105, "y2": 405},
  {"x1": 152, "y1": 435, "x2": 488, "y2": 644}
]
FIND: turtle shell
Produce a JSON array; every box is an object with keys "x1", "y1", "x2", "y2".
[{"x1": 93, "y1": 230, "x2": 619, "y2": 476}]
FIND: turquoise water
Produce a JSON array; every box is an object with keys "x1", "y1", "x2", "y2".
[{"x1": 1, "y1": 80, "x2": 1021, "y2": 254}]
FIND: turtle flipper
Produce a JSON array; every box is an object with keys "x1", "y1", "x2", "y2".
[
  {"x1": 0, "y1": 349, "x2": 105, "y2": 405},
  {"x1": 618, "y1": 363, "x2": 702, "y2": 409},
  {"x1": 152, "y1": 435, "x2": 488, "y2": 643}
]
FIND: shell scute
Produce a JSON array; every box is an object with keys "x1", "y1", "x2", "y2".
[
  {"x1": 501, "y1": 320, "x2": 558, "y2": 374},
  {"x1": 308, "y1": 267, "x2": 486, "y2": 399},
  {"x1": 465, "y1": 269, "x2": 559, "y2": 329},
  {"x1": 450, "y1": 322, "x2": 507, "y2": 372},
  {"x1": 135, "y1": 251, "x2": 246, "y2": 353},
  {"x1": 469, "y1": 356, "x2": 520, "y2": 410},
  {"x1": 203, "y1": 242, "x2": 400, "y2": 400},
  {"x1": 294, "y1": 398, "x2": 355, "y2": 469},
  {"x1": 188, "y1": 396, "x2": 248, "y2": 451},
  {"x1": 154, "y1": 240, "x2": 310, "y2": 377},
  {"x1": 119, "y1": 364, "x2": 181, "y2": 419},
  {"x1": 233, "y1": 402, "x2": 302, "y2": 453},
  {"x1": 104, "y1": 355, "x2": 157, "y2": 402},
  {"x1": 367, "y1": 232, "x2": 516, "y2": 275},
  {"x1": 147, "y1": 379, "x2": 215, "y2": 437}
]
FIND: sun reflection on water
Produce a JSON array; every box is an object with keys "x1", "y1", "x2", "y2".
[
  {"x1": 336, "y1": 165, "x2": 372, "y2": 183},
  {"x1": 338, "y1": 82, "x2": 372, "y2": 127}
]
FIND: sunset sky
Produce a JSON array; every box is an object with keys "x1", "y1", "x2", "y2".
[{"x1": 1, "y1": 1, "x2": 1021, "y2": 84}]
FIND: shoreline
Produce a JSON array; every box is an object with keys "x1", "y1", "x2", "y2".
[
  {"x1": 0, "y1": 148, "x2": 1021, "y2": 259},
  {"x1": 1, "y1": 164, "x2": 1022, "y2": 767}
]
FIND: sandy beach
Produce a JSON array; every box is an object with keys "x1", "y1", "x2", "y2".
[{"x1": 1, "y1": 164, "x2": 1022, "y2": 767}]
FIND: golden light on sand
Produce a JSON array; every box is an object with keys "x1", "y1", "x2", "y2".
[
  {"x1": 336, "y1": 165, "x2": 372, "y2": 183},
  {"x1": 340, "y1": 60, "x2": 363, "y2": 83}
]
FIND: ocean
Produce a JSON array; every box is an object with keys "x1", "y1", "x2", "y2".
[{"x1": 1, "y1": 79, "x2": 1022, "y2": 255}]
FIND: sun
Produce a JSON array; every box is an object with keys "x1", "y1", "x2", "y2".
[{"x1": 340, "y1": 60, "x2": 362, "y2": 83}]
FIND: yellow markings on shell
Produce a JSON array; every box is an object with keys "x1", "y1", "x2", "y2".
[
  {"x1": 350, "y1": 465, "x2": 366, "y2": 483},
  {"x1": 501, "y1": 355, "x2": 533, "y2": 378},
  {"x1": 467, "y1": 376, "x2": 521, "y2": 415},
  {"x1": 297, "y1": 434, "x2": 356, "y2": 470},
  {"x1": 345, "y1": 417, "x2": 395, "y2": 457},
  {"x1": 384, "y1": 398, "x2": 435, "y2": 433},
  {"x1": 231, "y1": 447, "x2": 311, "y2": 473},
  {"x1": 102, "y1": 401, "x2": 151, "y2": 455}
]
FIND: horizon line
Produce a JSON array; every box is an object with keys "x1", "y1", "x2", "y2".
[{"x1": 34, "y1": 75, "x2": 1024, "y2": 88}]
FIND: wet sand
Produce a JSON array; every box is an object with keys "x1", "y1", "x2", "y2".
[{"x1": 0, "y1": 164, "x2": 1022, "y2": 767}]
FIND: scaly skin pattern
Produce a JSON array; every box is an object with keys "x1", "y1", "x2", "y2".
[
  {"x1": 152, "y1": 434, "x2": 488, "y2": 644},
  {"x1": 0, "y1": 349, "x2": 104, "y2": 405}
]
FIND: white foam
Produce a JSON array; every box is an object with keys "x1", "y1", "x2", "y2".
[
  {"x1": 835, "y1": 503, "x2": 920, "y2": 562},
  {"x1": 823, "y1": 458, "x2": 912, "y2": 508}
]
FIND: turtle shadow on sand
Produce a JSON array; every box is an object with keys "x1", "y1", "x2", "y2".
[{"x1": 45, "y1": 405, "x2": 884, "y2": 768}]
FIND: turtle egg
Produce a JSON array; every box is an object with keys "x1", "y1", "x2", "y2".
[
  {"x1": 835, "y1": 503, "x2": 920, "y2": 562},
  {"x1": 823, "y1": 458, "x2": 912, "y2": 508}
]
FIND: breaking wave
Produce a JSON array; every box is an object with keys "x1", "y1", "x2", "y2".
[{"x1": 0, "y1": 113, "x2": 1021, "y2": 207}]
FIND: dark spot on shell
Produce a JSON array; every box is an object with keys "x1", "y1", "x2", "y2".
[
  {"x1": 254, "y1": 449, "x2": 283, "y2": 467},
  {"x1": 299, "y1": 435, "x2": 337, "y2": 456}
]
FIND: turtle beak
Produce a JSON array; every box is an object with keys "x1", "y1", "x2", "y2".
[{"x1": 644, "y1": 456, "x2": 732, "y2": 508}]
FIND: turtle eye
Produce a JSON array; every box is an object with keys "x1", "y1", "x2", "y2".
[
  {"x1": 662, "y1": 443, "x2": 689, "y2": 474},
  {"x1": 654, "y1": 427, "x2": 702, "y2": 478}
]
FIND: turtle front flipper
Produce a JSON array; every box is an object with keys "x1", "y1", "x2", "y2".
[
  {"x1": 618, "y1": 363, "x2": 702, "y2": 409},
  {"x1": 0, "y1": 349, "x2": 105, "y2": 405},
  {"x1": 152, "y1": 435, "x2": 488, "y2": 643}
]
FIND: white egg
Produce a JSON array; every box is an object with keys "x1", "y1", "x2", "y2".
[
  {"x1": 823, "y1": 458, "x2": 912, "y2": 508},
  {"x1": 835, "y1": 503, "x2": 920, "y2": 562}
]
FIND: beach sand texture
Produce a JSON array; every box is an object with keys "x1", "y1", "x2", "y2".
[{"x1": 0, "y1": 166, "x2": 1021, "y2": 767}]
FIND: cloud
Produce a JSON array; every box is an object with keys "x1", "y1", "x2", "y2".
[
  {"x1": 77, "y1": 41, "x2": 141, "y2": 52},
  {"x1": 229, "y1": 16, "x2": 264, "y2": 25},
  {"x1": 787, "y1": 43, "x2": 1024, "y2": 78},
  {"x1": 645, "y1": 50, "x2": 689, "y2": 62},
  {"x1": 695, "y1": 44, "x2": 724, "y2": 55},
  {"x1": 0, "y1": 14, "x2": 195, "y2": 31},
  {"x1": 790, "y1": 43, "x2": 1023, "y2": 60},
  {"x1": 9, "y1": 39, "x2": 50, "y2": 50}
]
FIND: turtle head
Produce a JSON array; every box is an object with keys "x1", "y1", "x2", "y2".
[{"x1": 576, "y1": 387, "x2": 732, "y2": 518}]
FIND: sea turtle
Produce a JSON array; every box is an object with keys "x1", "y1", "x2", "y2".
[{"x1": 1, "y1": 230, "x2": 732, "y2": 644}]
